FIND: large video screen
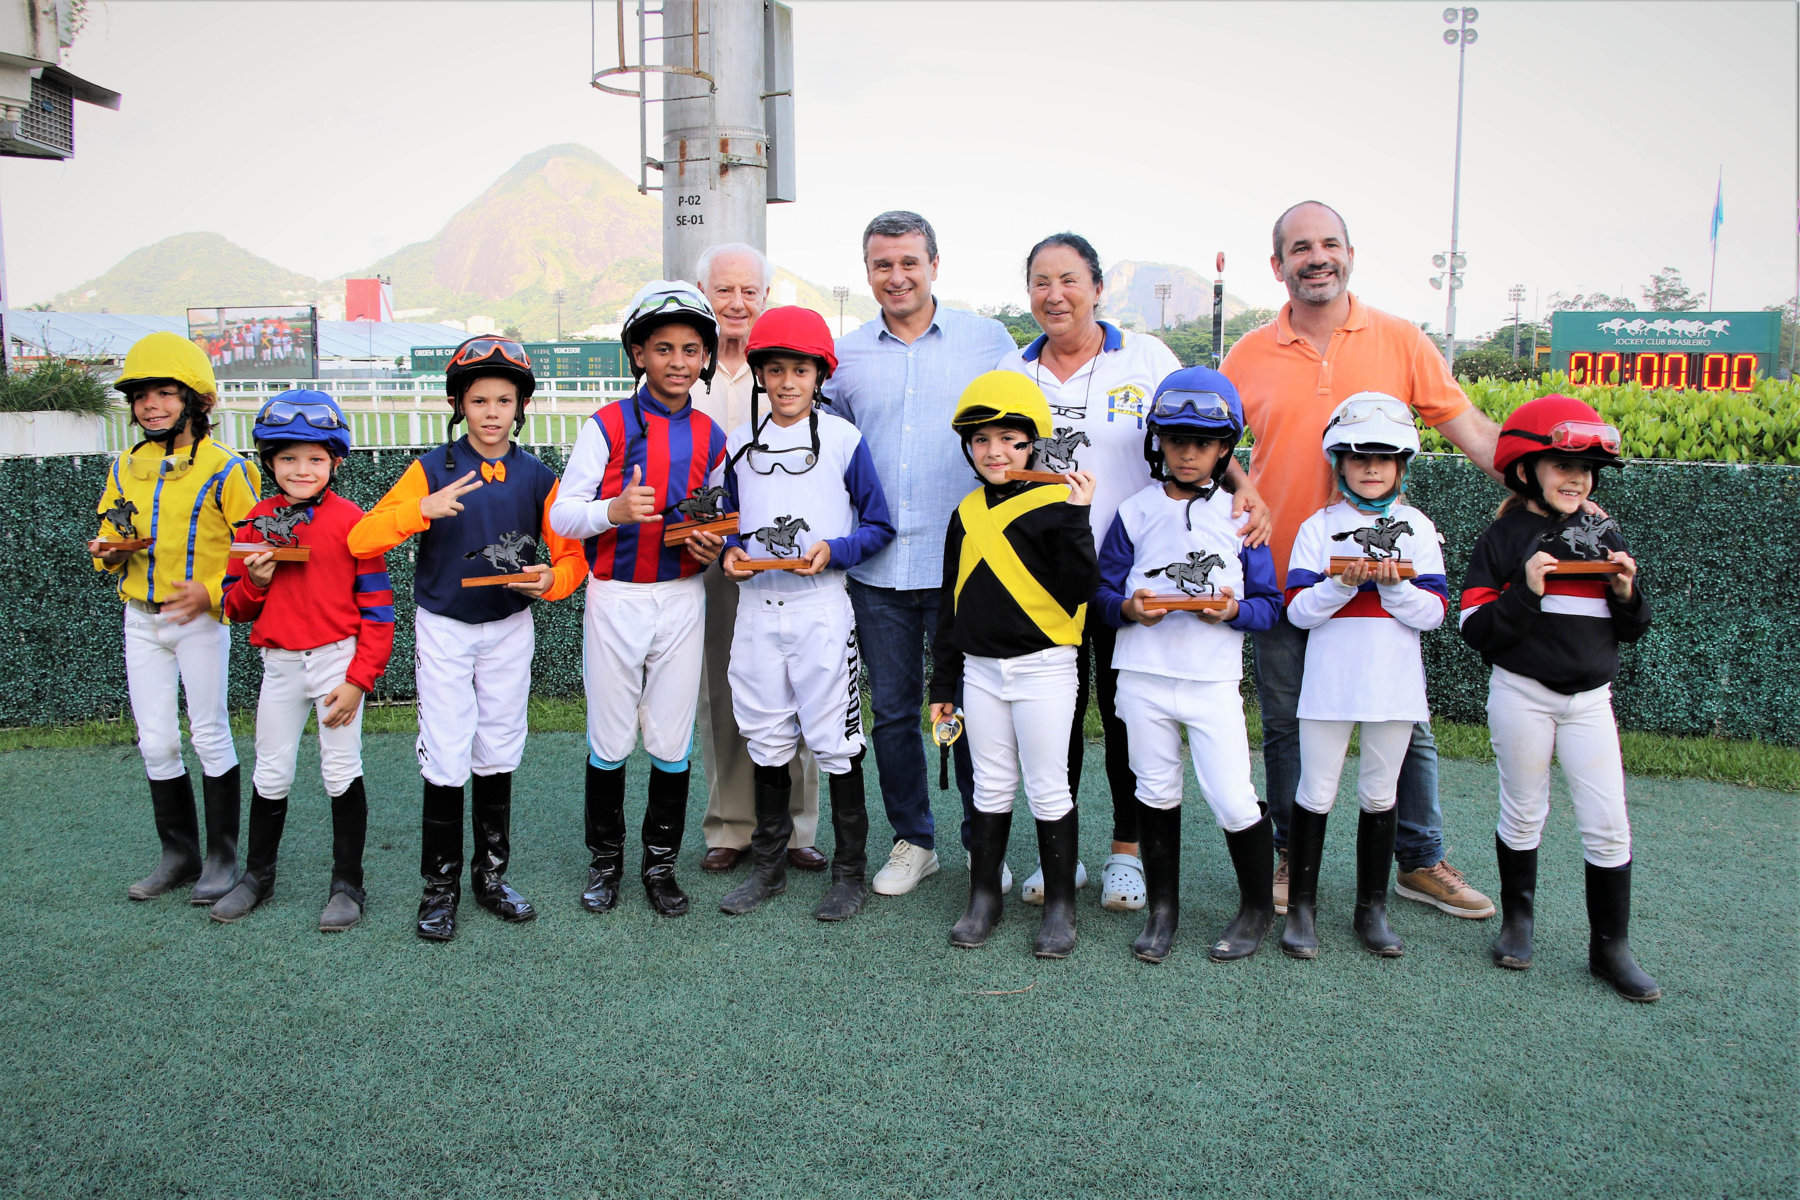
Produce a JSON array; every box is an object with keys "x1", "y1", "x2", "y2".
[{"x1": 187, "y1": 306, "x2": 318, "y2": 380}]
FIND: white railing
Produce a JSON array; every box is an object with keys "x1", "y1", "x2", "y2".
[{"x1": 87, "y1": 377, "x2": 638, "y2": 454}]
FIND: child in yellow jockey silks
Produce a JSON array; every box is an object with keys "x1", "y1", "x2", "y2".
[
  {"x1": 89, "y1": 331, "x2": 262, "y2": 906},
  {"x1": 929, "y1": 371, "x2": 1098, "y2": 960}
]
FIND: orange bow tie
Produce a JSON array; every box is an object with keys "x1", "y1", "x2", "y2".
[{"x1": 480, "y1": 461, "x2": 506, "y2": 483}]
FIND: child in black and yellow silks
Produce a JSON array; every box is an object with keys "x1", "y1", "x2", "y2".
[
  {"x1": 89, "y1": 332, "x2": 262, "y2": 906},
  {"x1": 929, "y1": 371, "x2": 1098, "y2": 959}
]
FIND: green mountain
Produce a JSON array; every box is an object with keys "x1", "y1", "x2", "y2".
[{"x1": 48, "y1": 232, "x2": 319, "y2": 314}]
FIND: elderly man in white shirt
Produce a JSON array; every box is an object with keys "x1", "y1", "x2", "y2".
[{"x1": 690, "y1": 242, "x2": 825, "y2": 873}]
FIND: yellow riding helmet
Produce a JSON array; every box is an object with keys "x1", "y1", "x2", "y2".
[
  {"x1": 114, "y1": 331, "x2": 218, "y2": 399},
  {"x1": 951, "y1": 371, "x2": 1053, "y2": 440}
]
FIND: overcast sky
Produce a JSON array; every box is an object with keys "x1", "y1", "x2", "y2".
[{"x1": 5, "y1": 0, "x2": 1794, "y2": 337}]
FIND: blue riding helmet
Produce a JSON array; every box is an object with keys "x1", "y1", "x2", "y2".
[
  {"x1": 253, "y1": 389, "x2": 352, "y2": 459},
  {"x1": 1144, "y1": 366, "x2": 1244, "y2": 487}
]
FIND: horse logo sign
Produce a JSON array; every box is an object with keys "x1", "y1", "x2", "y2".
[
  {"x1": 748, "y1": 514, "x2": 811, "y2": 557},
  {"x1": 1544, "y1": 512, "x2": 1620, "y2": 561},
  {"x1": 234, "y1": 506, "x2": 311, "y2": 547},
  {"x1": 1330, "y1": 516, "x2": 1413, "y2": 560},
  {"x1": 1146, "y1": 551, "x2": 1228, "y2": 596},
  {"x1": 1036, "y1": 427, "x2": 1090, "y2": 474},
  {"x1": 464, "y1": 531, "x2": 537, "y2": 573},
  {"x1": 673, "y1": 484, "x2": 729, "y2": 523},
  {"x1": 100, "y1": 497, "x2": 140, "y2": 542}
]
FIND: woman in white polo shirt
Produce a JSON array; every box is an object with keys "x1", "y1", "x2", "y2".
[{"x1": 999, "y1": 232, "x2": 1181, "y2": 913}]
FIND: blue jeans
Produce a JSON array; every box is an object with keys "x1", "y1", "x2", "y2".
[
  {"x1": 847, "y1": 579, "x2": 976, "y2": 853},
  {"x1": 1251, "y1": 616, "x2": 1444, "y2": 870}
]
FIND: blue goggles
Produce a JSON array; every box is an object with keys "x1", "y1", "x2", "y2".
[
  {"x1": 1150, "y1": 390, "x2": 1234, "y2": 424},
  {"x1": 259, "y1": 399, "x2": 344, "y2": 429}
]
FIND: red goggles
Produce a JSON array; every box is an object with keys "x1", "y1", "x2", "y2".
[
  {"x1": 449, "y1": 338, "x2": 532, "y2": 370},
  {"x1": 1546, "y1": 420, "x2": 1621, "y2": 455}
]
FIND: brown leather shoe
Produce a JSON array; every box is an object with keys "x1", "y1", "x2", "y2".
[
  {"x1": 787, "y1": 846, "x2": 828, "y2": 871},
  {"x1": 701, "y1": 846, "x2": 744, "y2": 872}
]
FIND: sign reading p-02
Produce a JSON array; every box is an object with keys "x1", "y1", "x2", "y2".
[{"x1": 1549, "y1": 311, "x2": 1780, "y2": 391}]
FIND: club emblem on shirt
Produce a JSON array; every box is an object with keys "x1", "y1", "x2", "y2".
[
  {"x1": 464, "y1": 530, "x2": 536, "y2": 573},
  {"x1": 100, "y1": 497, "x2": 140, "y2": 541},
  {"x1": 234, "y1": 505, "x2": 310, "y2": 547},
  {"x1": 1146, "y1": 551, "x2": 1228, "y2": 596},
  {"x1": 673, "y1": 484, "x2": 729, "y2": 522},
  {"x1": 1544, "y1": 512, "x2": 1620, "y2": 561},
  {"x1": 1330, "y1": 516, "x2": 1413, "y2": 560},
  {"x1": 1105, "y1": 384, "x2": 1148, "y2": 429},
  {"x1": 748, "y1": 514, "x2": 811, "y2": 557},
  {"x1": 1036, "y1": 427, "x2": 1090, "y2": 473}
]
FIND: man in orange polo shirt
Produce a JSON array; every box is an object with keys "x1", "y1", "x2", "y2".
[{"x1": 1222, "y1": 199, "x2": 1501, "y2": 922}]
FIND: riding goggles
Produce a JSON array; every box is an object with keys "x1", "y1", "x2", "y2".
[
  {"x1": 1546, "y1": 420, "x2": 1622, "y2": 455},
  {"x1": 448, "y1": 338, "x2": 532, "y2": 370},
  {"x1": 741, "y1": 443, "x2": 820, "y2": 476},
  {"x1": 259, "y1": 399, "x2": 344, "y2": 430},
  {"x1": 1326, "y1": 396, "x2": 1411, "y2": 431},
  {"x1": 1150, "y1": 391, "x2": 1234, "y2": 424}
]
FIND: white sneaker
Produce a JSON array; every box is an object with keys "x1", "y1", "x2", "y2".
[
  {"x1": 1100, "y1": 853, "x2": 1147, "y2": 912},
  {"x1": 1021, "y1": 859, "x2": 1088, "y2": 906},
  {"x1": 965, "y1": 851, "x2": 1014, "y2": 895},
  {"x1": 871, "y1": 839, "x2": 940, "y2": 896}
]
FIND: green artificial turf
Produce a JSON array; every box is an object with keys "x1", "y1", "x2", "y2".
[{"x1": 0, "y1": 732, "x2": 1794, "y2": 1198}]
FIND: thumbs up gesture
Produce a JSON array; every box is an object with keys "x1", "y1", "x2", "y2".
[{"x1": 607, "y1": 464, "x2": 662, "y2": 525}]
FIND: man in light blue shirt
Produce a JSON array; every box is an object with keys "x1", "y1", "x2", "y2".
[{"x1": 824, "y1": 210, "x2": 1019, "y2": 898}]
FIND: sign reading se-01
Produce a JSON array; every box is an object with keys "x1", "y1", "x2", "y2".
[{"x1": 1549, "y1": 311, "x2": 1779, "y2": 391}]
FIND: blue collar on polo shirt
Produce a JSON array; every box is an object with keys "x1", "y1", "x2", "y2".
[{"x1": 1021, "y1": 320, "x2": 1124, "y2": 363}]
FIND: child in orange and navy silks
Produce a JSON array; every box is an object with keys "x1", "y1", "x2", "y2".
[
  {"x1": 89, "y1": 332, "x2": 261, "y2": 909},
  {"x1": 549, "y1": 281, "x2": 728, "y2": 921},
  {"x1": 216, "y1": 391, "x2": 393, "y2": 931},
  {"x1": 1278, "y1": 393, "x2": 1448, "y2": 963},
  {"x1": 1460, "y1": 394, "x2": 1658, "y2": 1003},
  {"x1": 1095, "y1": 367, "x2": 1281, "y2": 966},
  {"x1": 348, "y1": 336, "x2": 586, "y2": 944}
]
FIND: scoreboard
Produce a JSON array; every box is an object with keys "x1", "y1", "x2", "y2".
[
  {"x1": 410, "y1": 340, "x2": 626, "y2": 380},
  {"x1": 1548, "y1": 310, "x2": 1780, "y2": 391}
]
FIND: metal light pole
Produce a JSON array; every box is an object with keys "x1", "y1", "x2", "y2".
[
  {"x1": 1154, "y1": 282, "x2": 1172, "y2": 329},
  {"x1": 1508, "y1": 283, "x2": 1525, "y2": 358},
  {"x1": 1431, "y1": 6, "x2": 1477, "y2": 369},
  {"x1": 554, "y1": 289, "x2": 566, "y2": 340},
  {"x1": 832, "y1": 285, "x2": 849, "y2": 335}
]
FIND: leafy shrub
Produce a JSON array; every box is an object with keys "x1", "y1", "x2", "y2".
[
  {"x1": 1450, "y1": 348, "x2": 1539, "y2": 382},
  {"x1": 1417, "y1": 374, "x2": 1800, "y2": 465},
  {"x1": 0, "y1": 360, "x2": 116, "y2": 415}
]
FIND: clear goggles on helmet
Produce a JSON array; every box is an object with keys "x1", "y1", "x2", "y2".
[
  {"x1": 259, "y1": 399, "x2": 344, "y2": 430},
  {"x1": 1326, "y1": 396, "x2": 1409, "y2": 431},
  {"x1": 630, "y1": 294, "x2": 711, "y2": 330},
  {"x1": 1150, "y1": 390, "x2": 1234, "y2": 424},
  {"x1": 1546, "y1": 419, "x2": 1622, "y2": 455},
  {"x1": 448, "y1": 338, "x2": 532, "y2": 370}
]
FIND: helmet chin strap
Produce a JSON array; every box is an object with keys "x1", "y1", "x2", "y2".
[{"x1": 1333, "y1": 453, "x2": 1408, "y2": 518}]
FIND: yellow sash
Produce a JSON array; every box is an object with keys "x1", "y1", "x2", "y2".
[{"x1": 954, "y1": 486, "x2": 1086, "y2": 645}]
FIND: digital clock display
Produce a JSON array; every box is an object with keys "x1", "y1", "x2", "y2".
[
  {"x1": 1549, "y1": 310, "x2": 1779, "y2": 391},
  {"x1": 1566, "y1": 351, "x2": 1759, "y2": 391}
]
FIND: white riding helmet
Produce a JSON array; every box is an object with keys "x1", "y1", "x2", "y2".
[
  {"x1": 622, "y1": 279, "x2": 720, "y2": 386},
  {"x1": 1321, "y1": 392, "x2": 1421, "y2": 463}
]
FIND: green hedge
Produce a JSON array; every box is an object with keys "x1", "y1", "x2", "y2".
[
  {"x1": 2, "y1": 449, "x2": 1795, "y2": 745},
  {"x1": 1421, "y1": 375, "x2": 1800, "y2": 465}
]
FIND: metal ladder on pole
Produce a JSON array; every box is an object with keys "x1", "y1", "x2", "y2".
[{"x1": 590, "y1": 0, "x2": 717, "y2": 197}]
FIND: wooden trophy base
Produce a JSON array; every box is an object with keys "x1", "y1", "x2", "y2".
[
  {"x1": 1005, "y1": 469, "x2": 1070, "y2": 484},
  {"x1": 463, "y1": 573, "x2": 536, "y2": 588},
  {"x1": 229, "y1": 543, "x2": 311, "y2": 562},
  {"x1": 736, "y1": 558, "x2": 807, "y2": 572},
  {"x1": 1329, "y1": 556, "x2": 1416, "y2": 579},
  {"x1": 1147, "y1": 594, "x2": 1230, "y2": 612},
  {"x1": 662, "y1": 514, "x2": 739, "y2": 547},
  {"x1": 93, "y1": 539, "x2": 152, "y2": 553},
  {"x1": 1547, "y1": 560, "x2": 1624, "y2": 579}
]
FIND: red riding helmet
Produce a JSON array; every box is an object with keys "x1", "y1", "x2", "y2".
[
  {"x1": 746, "y1": 306, "x2": 838, "y2": 379},
  {"x1": 1494, "y1": 394, "x2": 1624, "y2": 481}
]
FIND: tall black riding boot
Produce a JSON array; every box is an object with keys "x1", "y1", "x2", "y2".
[
  {"x1": 1132, "y1": 801, "x2": 1181, "y2": 964},
  {"x1": 1279, "y1": 806, "x2": 1328, "y2": 960},
  {"x1": 319, "y1": 777, "x2": 368, "y2": 932},
  {"x1": 190, "y1": 765, "x2": 242, "y2": 905},
  {"x1": 128, "y1": 773, "x2": 201, "y2": 900},
  {"x1": 720, "y1": 764, "x2": 793, "y2": 915},
  {"x1": 581, "y1": 763, "x2": 627, "y2": 913},
  {"x1": 416, "y1": 782, "x2": 463, "y2": 942},
  {"x1": 1033, "y1": 810, "x2": 1080, "y2": 959},
  {"x1": 815, "y1": 753, "x2": 870, "y2": 922},
  {"x1": 1353, "y1": 807, "x2": 1404, "y2": 957},
  {"x1": 641, "y1": 765, "x2": 692, "y2": 916},
  {"x1": 950, "y1": 810, "x2": 1012, "y2": 948},
  {"x1": 1212, "y1": 812, "x2": 1276, "y2": 962},
  {"x1": 210, "y1": 790, "x2": 288, "y2": 923},
  {"x1": 1586, "y1": 859, "x2": 1661, "y2": 1002},
  {"x1": 1491, "y1": 836, "x2": 1537, "y2": 970},
  {"x1": 470, "y1": 771, "x2": 536, "y2": 922}
]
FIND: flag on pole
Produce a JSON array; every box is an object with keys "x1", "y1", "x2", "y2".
[{"x1": 1710, "y1": 172, "x2": 1725, "y2": 250}]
